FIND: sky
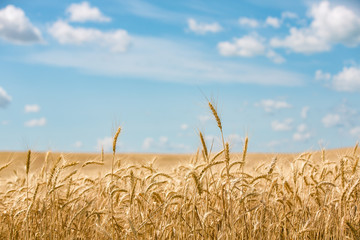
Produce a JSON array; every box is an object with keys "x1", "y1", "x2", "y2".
[{"x1": 1, "y1": 0, "x2": 360, "y2": 154}]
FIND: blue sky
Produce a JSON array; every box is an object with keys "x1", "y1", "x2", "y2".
[{"x1": 1, "y1": 0, "x2": 360, "y2": 153}]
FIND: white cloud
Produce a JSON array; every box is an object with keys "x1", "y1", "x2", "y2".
[
  {"x1": 0, "y1": 87, "x2": 12, "y2": 108},
  {"x1": 297, "y1": 123, "x2": 307, "y2": 133},
  {"x1": 218, "y1": 34, "x2": 285, "y2": 63},
  {"x1": 255, "y1": 99, "x2": 291, "y2": 113},
  {"x1": 96, "y1": 137, "x2": 112, "y2": 151},
  {"x1": 315, "y1": 69, "x2": 331, "y2": 81},
  {"x1": 198, "y1": 115, "x2": 211, "y2": 124},
  {"x1": 66, "y1": 2, "x2": 110, "y2": 23},
  {"x1": 142, "y1": 137, "x2": 155, "y2": 150},
  {"x1": 29, "y1": 36, "x2": 305, "y2": 86},
  {"x1": 267, "y1": 140, "x2": 282, "y2": 148},
  {"x1": 281, "y1": 11, "x2": 298, "y2": 20},
  {"x1": 218, "y1": 34, "x2": 265, "y2": 57},
  {"x1": 24, "y1": 117, "x2": 46, "y2": 127},
  {"x1": 270, "y1": 1, "x2": 360, "y2": 53},
  {"x1": 350, "y1": 127, "x2": 360, "y2": 138},
  {"x1": 228, "y1": 134, "x2": 241, "y2": 143},
  {"x1": 187, "y1": 18, "x2": 222, "y2": 34},
  {"x1": 266, "y1": 50, "x2": 285, "y2": 64},
  {"x1": 271, "y1": 118, "x2": 293, "y2": 131},
  {"x1": 227, "y1": 134, "x2": 244, "y2": 148},
  {"x1": 48, "y1": 20, "x2": 130, "y2": 53},
  {"x1": 74, "y1": 141, "x2": 83, "y2": 148},
  {"x1": 0, "y1": 5, "x2": 43, "y2": 44},
  {"x1": 142, "y1": 136, "x2": 189, "y2": 152},
  {"x1": 321, "y1": 101, "x2": 359, "y2": 129},
  {"x1": 301, "y1": 106, "x2": 309, "y2": 119},
  {"x1": 322, "y1": 113, "x2": 341, "y2": 128},
  {"x1": 180, "y1": 124, "x2": 188, "y2": 130},
  {"x1": 332, "y1": 66, "x2": 360, "y2": 92},
  {"x1": 238, "y1": 17, "x2": 259, "y2": 28},
  {"x1": 293, "y1": 123, "x2": 312, "y2": 141},
  {"x1": 142, "y1": 136, "x2": 169, "y2": 150},
  {"x1": 1, "y1": 120, "x2": 9, "y2": 125},
  {"x1": 24, "y1": 104, "x2": 40, "y2": 113},
  {"x1": 293, "y1": 132, "x2": 311, "y2": 141},
  {"x1": 265, "y1": 17, "x2": 281, "y2": 28},
  {"x1": 271, "y1": 28, "x2": 329, "y2": 53}
]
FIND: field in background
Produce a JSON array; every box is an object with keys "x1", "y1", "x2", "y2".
[
  {"x1": 0, "y1": 148, "x2": 353, "y2": 178},
  {"x1": 1, "y1": 146, "x2": 359, "y2": 239}
]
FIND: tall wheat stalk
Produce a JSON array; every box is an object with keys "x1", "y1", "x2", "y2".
[
  {"x1": 110, "y1": 127, "x2": 121, "y2": 239},
  {"x1": 25, "y1": 150, "x2": 31, "y2": 240}
]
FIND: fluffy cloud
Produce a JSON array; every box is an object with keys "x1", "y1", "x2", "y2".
[
  {"x1": 96, "y1": 137, "x2": 114, "y2": 151},
  {"x1": 198, "y1": 115, "x2": 211, "y2": 124},
  {"x1": 48, "y1": 20, "x2": 130, "y2": 52},
  {"x1": 218, "y1": 35, "x2": 265, "y2": 57},
  {"x1": 332, "y1": 66, "x2": 360, "y2": 92},
  {"x1": 142, "y1": 137, "x2": 154, "y2": 150},
  {"x1": 315, "y1": 69, "x2": 331, "y2": 81},
  {"x1": 238, "y1": 17, "x2": 259, "y2": 28},
  {"x1": 74, "y1": 141, "x2": 83, "y2": 148},
  {"x1": 293, "y1": 124, "x2": 312, "y2": 141},
  {"x1": 266, "y1": 50, "x2": 285, "y2": 64},
  {"x1": 301, "y1": 106, "x2": 309, "y2": 119},
  {"x1": 321, "y1": 102, "x2": 359, "y2": 130},
  {"x1": 142, "y1": 136, "x2": 189, "y2": 152},
  {"x1": 218, "y1": 34, "x2": 285, "y2": 63},
  {"x1": 239, "y1": 12, "x2": 296, "y2": 29},
  {"x1": 187, "y1": 18, "x2": 222, "y2": 34},
  {"x1": 66, "y1": 2, "x2": 110, "y2": 23},
  {"x1": 350, "y1": 127, "x2": 360, "y2": 138},
  {"x1": 265, "y1": 17, "x2": 281, "y2": 28},
  {"x1": 0, "y1": 87, "x2": 12, "y2": 108},
  {"x1": 266, "y1": 140, "x2": 283, "y2": 148},
  {"x1": 293, "y1": 132, "x2": 311, "y2": 142},
  {"x1": 316, "y1": 66, "x2": 360, "y2": 92},
  {"x1": 25, "y1": 104, "x2": 40, "y2": 113},
  {"x1": 24, "y1": 117, "x2": 46, "y2": 127},
  {"x1": 0, "y1": 5, "x2": 43, "y2": 44},
  {"x1": 271, "y1": 118, "x2": 293, "y2": 131},
  {"x1": 142, "y1": 137, "x2": 167, "y2": 150},
  {"x1": 271, "y1": 1, "x2": 360, "y2": 53},
  {"x1": 255, "y1": 99, "x2": 291, "y2": 113},
  {"x1": 281, "y1": 12, "x2": 298, "y2": 20},
  {"x1": 180, "y1": 124, "x2": 188, "y2": 130},
  {"x1": 322, "y1": 114, "x2": 341, "y2": 128},
  {"x1": 227, "y1": 134, "x2": 244, "y2": 148}
]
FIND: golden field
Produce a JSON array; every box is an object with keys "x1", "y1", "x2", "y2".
[{"x1": 0, "y1": 103, "x2": 359, "y2": 239}]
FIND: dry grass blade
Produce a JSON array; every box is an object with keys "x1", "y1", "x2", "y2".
[
  {"x1": 82, "y1": 161, "x2": 104, "y2": 168},
  {"x1": 346, "y1": 222, "x2": 360, "y2": 240},
  {"x1": 188, "y1": 171, "x2": 203, "y2": 195},
  {"x1": 199, "y1": 131, "x2": 208, "y2": 160},
  {"x1": 0, "y1": 161, "x2": 12, "y2": 174}
]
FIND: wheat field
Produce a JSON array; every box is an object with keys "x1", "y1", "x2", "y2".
[{"x1": 0, "y1": 103, "x2": 359, "y2": 239}]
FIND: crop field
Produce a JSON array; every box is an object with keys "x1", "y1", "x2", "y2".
[
  {"x1": 2, "y1": 0, "x2": 360, "y2": 238},
  {"x1": 0, "y1": 103, "x2": 359, "y2": 240}
]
